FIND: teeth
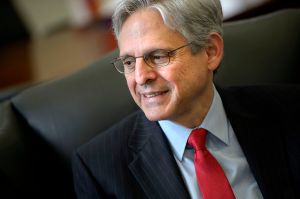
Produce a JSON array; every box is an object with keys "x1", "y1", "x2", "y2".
[
  {"x1": 144, "y1": 92, "x2": 164, "y2": 98},
  {"x1": 145, "y1": 93, "x2": 159, "y2": 98}
]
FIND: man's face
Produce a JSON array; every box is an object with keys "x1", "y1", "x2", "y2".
[{"x1": 118, "y1": 9, "x2": 217, "y2": 128}]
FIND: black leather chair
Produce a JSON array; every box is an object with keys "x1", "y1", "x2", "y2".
[
  {"x1": 0, "y1": 9, "x2": 299, "y2": 199},
  {"x1": 215, "y1": 8, "x2": 300, "y2": 86},
  {"x1": 0, "y1": 52, "x2": 137, "y2": 198}
]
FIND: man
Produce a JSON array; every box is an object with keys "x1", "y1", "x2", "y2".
[{"x1": 72, "y1": 0, "x2": 300, "y2": 198}]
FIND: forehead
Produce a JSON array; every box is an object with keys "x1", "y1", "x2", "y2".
[{"x1": 118, "y1": 9, "x2": 186, "y2": 55}]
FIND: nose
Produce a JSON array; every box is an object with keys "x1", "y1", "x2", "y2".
[{"x1": 134, "y1": 58, "x2": 157, "y2": 85}]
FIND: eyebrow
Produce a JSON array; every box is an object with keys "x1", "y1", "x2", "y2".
[{"x1": 119, "y1": 47, "x2": 174, "y2": 58}]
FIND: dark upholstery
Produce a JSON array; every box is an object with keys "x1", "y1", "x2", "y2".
[
  {"x1": 215, "y1": 9, "x2": 300, "y2": 86},
  {"x1": 0, "y1": 9, "x2": 299, "y2": 198},
  {"x1": 0, "y1": 52, "x2": 137, "y2": 198}
]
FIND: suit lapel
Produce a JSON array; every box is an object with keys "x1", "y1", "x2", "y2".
[
  {"x1": 219, "y1": 87, "x2": 295, "y2": 198},
  {"x1": 128, "y1": 113, "x2": 190, "y2": 199}
]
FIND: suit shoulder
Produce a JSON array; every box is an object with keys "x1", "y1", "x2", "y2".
[
  {"x1": 219, "y1": 84, "x2": 300, "y2": 107},
  {"x1": 76, "y1": 110, "x2": 144, "y2": 160},
  {"x1": 218, "y1": 85, "x2": 300, "y2": 125}
]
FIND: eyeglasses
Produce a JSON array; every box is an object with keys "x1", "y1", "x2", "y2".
[{"x1": 111, "y1": 43, "x2": 192, "y2": 74}]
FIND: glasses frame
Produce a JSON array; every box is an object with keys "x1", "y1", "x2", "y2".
[{"x1": 111, "y1": 42, "x2": 193, "y2": 74}]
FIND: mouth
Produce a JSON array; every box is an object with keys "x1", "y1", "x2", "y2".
[{"x1": 142, "y1": 90, "x2": 169, "y2": 98}]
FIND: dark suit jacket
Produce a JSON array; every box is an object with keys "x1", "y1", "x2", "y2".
[{"x1": 72, "y1": 85, "x2": 300, "y2": 199}]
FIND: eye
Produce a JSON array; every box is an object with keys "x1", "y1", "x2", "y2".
[
  {"x1": 122, "y1": 57, "x2": 136, "y2": 70},
  {"x1": 148, "y1": 50, "x2": 169, "y2": 65}
]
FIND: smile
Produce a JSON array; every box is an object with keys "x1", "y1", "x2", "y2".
[{"x1": 142, "y1": 91, "x2": 168, "y2": 98}]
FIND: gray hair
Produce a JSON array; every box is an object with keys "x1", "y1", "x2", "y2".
[{"x1": 112, "y1": 0, "x2": 223, "y2": 53}]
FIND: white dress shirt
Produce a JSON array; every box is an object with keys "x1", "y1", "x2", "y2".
[{"x1": 158, "y1": 86, "x2": 263, "y2": 199}]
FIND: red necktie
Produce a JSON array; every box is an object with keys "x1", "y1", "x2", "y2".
[{"x1": 188, "y1": 128, "x2": 236, "y2": 199}]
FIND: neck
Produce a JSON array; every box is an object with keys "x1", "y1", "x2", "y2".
[{"x1": 172, "y1": 84, "x2": 214, "y2": 129}]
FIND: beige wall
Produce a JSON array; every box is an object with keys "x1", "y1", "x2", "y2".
[
  {"x1": 12, "y1": 0, "x2": 122, "y2": 39},
  {"x1": 12, "y1": 0, "x2": 69, "y2": 39}
]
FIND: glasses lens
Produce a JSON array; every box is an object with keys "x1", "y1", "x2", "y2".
[
  {"x1": 146, "y1": 50, "x2": 170, "y2": 67},
  {"x1": 122, "y1": 57, "x2": 136, "y2": 73},
  {"x1": 113, "y1": 56, "x2": 136, "y2": 74},
  {"x1": 113, "y1": 59, "x2": 125, "y2": 73}
]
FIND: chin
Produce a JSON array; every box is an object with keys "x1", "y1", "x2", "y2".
[{"x1": 143, "y1": 110, "x2": 169, "y2": 122}]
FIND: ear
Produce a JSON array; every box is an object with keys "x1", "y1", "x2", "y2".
[{"x1": 204, "y1": 32, "x2": 224, "y2": 72}]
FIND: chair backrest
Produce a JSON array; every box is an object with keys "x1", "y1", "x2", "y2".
[
  {"x1": 215, "y1": 9, "x2": 300, "y2": 86},
  {"x1": 12, "y1": 51, "x2": 137, "y2": 163},
  {"x1": 3, "y1": 50, "x2": 137, "y2": 198},
  {"x1": 0, "y1": 100, "x2": 75, "y2": 198}
]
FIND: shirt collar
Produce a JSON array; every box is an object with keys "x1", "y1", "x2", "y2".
[
  {"x1": 201, "y1": 86, "x2": 229, "y2": 145},
  {"x1": 158, "y1": 85, "x2": 229, "y2": 161}
]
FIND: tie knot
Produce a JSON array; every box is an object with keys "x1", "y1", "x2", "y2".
[{"x1": 188, "y1": 128, "x2": 207, "y2": 151}]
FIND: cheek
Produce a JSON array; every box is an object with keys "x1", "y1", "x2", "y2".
[
  {"x1": 126, "y1": 76, "x2": 137, "y2": 98},
  {"x1": 170, "y1": 60, "x2": 194, "y2": 83},
  {"x1": 172, "y1": 61, "x2": 208, "y2": 93},
  {"x1": 158, "y1": 65, "x2": 189, "y2": 102}
]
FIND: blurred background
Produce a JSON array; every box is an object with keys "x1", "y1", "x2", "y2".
[{"x1": 0, "y1": 0, "x2": 299, "y2": 91}]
